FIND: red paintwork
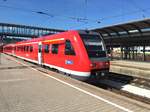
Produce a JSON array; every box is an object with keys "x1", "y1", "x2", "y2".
[{"x1": 3, "y1": 30, "x2": 109, "y2": 80}]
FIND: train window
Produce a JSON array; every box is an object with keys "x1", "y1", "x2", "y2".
[
  {"x1": 23, "y1": 46, "x2": 26, "y2": 51},
  {"x1": 52, "y1": 44, "x2": 58, "y2": 54},
  {"x1": 30, "y1": 46, "x2": 33, "y2": 52},
  {"x1": 26, "y1": 46, "x2": 29, "y2": 52},
  {"x1": 38, "y1": 45, "x2": 42, "y2": 53},
  {"x1": 44, "y1": 44, "x2": 49, "y2": 53},
  {"x1": 24, "y1": 46, "x2": 26, "y2": 51},
  {"x1": 25, "y1": 46, "x2": 28, "y2": 52},
  {"x1": 22, "y1": 46, "x2": 24, "y2": 51},
  {"x1": 65, "y1": 40, "x2": 75, "y2": 55}
]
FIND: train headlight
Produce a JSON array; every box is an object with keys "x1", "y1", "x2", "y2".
[
  {"x1": 105, "y1": 62, "x2": 110, "y2": 66},
  {"x1": 101, "y1": 72, "x2": 105, "y2": 76}
]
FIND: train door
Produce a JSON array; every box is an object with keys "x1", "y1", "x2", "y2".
[{"x1": 38, "y1": 42, "x2": 42, "y2": 65}]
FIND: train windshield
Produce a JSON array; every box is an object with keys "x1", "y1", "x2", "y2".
[{"x1": 80, "y1": 34, "x2": 106, "y2": 58}]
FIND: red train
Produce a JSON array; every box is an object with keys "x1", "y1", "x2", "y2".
[{"x1": 3, "y1": 30, "x2": 109, "y2": 81}]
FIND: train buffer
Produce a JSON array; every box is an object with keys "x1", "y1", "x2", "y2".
[{"x1": 0, "y1": 53, "x2": 150, "y2": 112}]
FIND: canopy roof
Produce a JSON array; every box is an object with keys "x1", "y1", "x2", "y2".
[{"x1": 93, "y1": 18, "x2": 150, "y2": 46}]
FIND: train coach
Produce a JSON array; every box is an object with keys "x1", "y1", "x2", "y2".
[{"x1": 3, "y1": 30, "x2": 110, "y2": 81}]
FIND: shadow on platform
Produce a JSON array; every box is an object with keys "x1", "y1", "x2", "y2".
[{"x1": 0, "y1": 65, "x2": 38, "y2": 70}]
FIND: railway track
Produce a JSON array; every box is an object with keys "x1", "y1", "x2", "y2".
[
  {"x1": 87, "y1": 73, "x2": 150, "y2": 104},
  {"x1": 108, "y1": 73, "x2": 150, "y2": 89}
]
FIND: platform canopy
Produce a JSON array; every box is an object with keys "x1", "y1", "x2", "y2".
[{"x1": 93, "y1": 18, "x2": 150, "y2": 47}]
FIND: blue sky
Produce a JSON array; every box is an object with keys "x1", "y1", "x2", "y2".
[{"x1": 0, "y1": 0, "x2": 150, "y2": 30}]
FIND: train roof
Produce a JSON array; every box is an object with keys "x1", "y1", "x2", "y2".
[
  {"x1": 15, "y1": 30, "x2": 75, "y2": 44},
  {"x1": 5, "y1": 30, "x2": 100, "y2": 46}
]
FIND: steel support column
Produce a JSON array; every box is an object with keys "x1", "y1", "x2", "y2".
[
  {"x1": 121, "y1": 45, "x2": 123, "y2": 60},
  {"x1": 143, "y1": 45, "x2": 146, "y2": 61}
]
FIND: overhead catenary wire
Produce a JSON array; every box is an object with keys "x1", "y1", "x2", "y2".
[
  {"x1": 66, "y1": 3, "x2": 150, "y2": 29},
  {"x1": 71, "y1": 6, "x2": 150, "y2": 29},
  {"x1": 0, "y1": 4, "x2": 149, "y2": 23},
  {"x1": 129, "y1": 0, "x2": 147, "y2": 18},
  {"x1": 0, "y1": 3, "x2": 150, "y2": 29},
  {"x1": 0, "y1": 4, "x2": 101, "y2": 24},
  {"x1": 99, "y1": 8, "x2": 150, "y2": 21}
]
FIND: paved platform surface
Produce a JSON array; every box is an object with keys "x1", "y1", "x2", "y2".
[
  {"x1": 110, "y1": 60, "x2": 150, "y2": 79},
  {"x1": 0, "y1": 53, "x2": 150, "y2": 112}
]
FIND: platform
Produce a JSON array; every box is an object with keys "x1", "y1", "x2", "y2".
[
  {"x1": 0, "y1": 53, "x2": 150, "y2": 112},
  {"x1": 110, "y1": 60, "x2": 150, "y2": 79}
]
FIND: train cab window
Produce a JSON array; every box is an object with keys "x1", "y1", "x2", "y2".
[
  {"x1": 52, "y1": 44, "x2": 58, "y2": 54},
  {"x1": 80, "y1": 34, "x2": 106, "y2": 58},
  {"x1": 30, "y1": 46, "x2": 33, "y2": 52},
  {"x1": 65, "y1": 40, "x2": 75, "y2": 55},
  {"x1": 44, "y1": 44, "x2": 49, "y2": 53}
]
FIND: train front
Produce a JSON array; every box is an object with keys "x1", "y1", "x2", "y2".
[{"x1": 79, "y1": 31, "x2": 110, "y2": 79}]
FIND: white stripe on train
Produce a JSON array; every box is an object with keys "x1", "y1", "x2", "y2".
[
  {"x1": 7, "y1": 53, "x2": 90, "y2": 77},
  {"x1": 43, "y1": 63, "x2": 90, "y2": 77}
]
